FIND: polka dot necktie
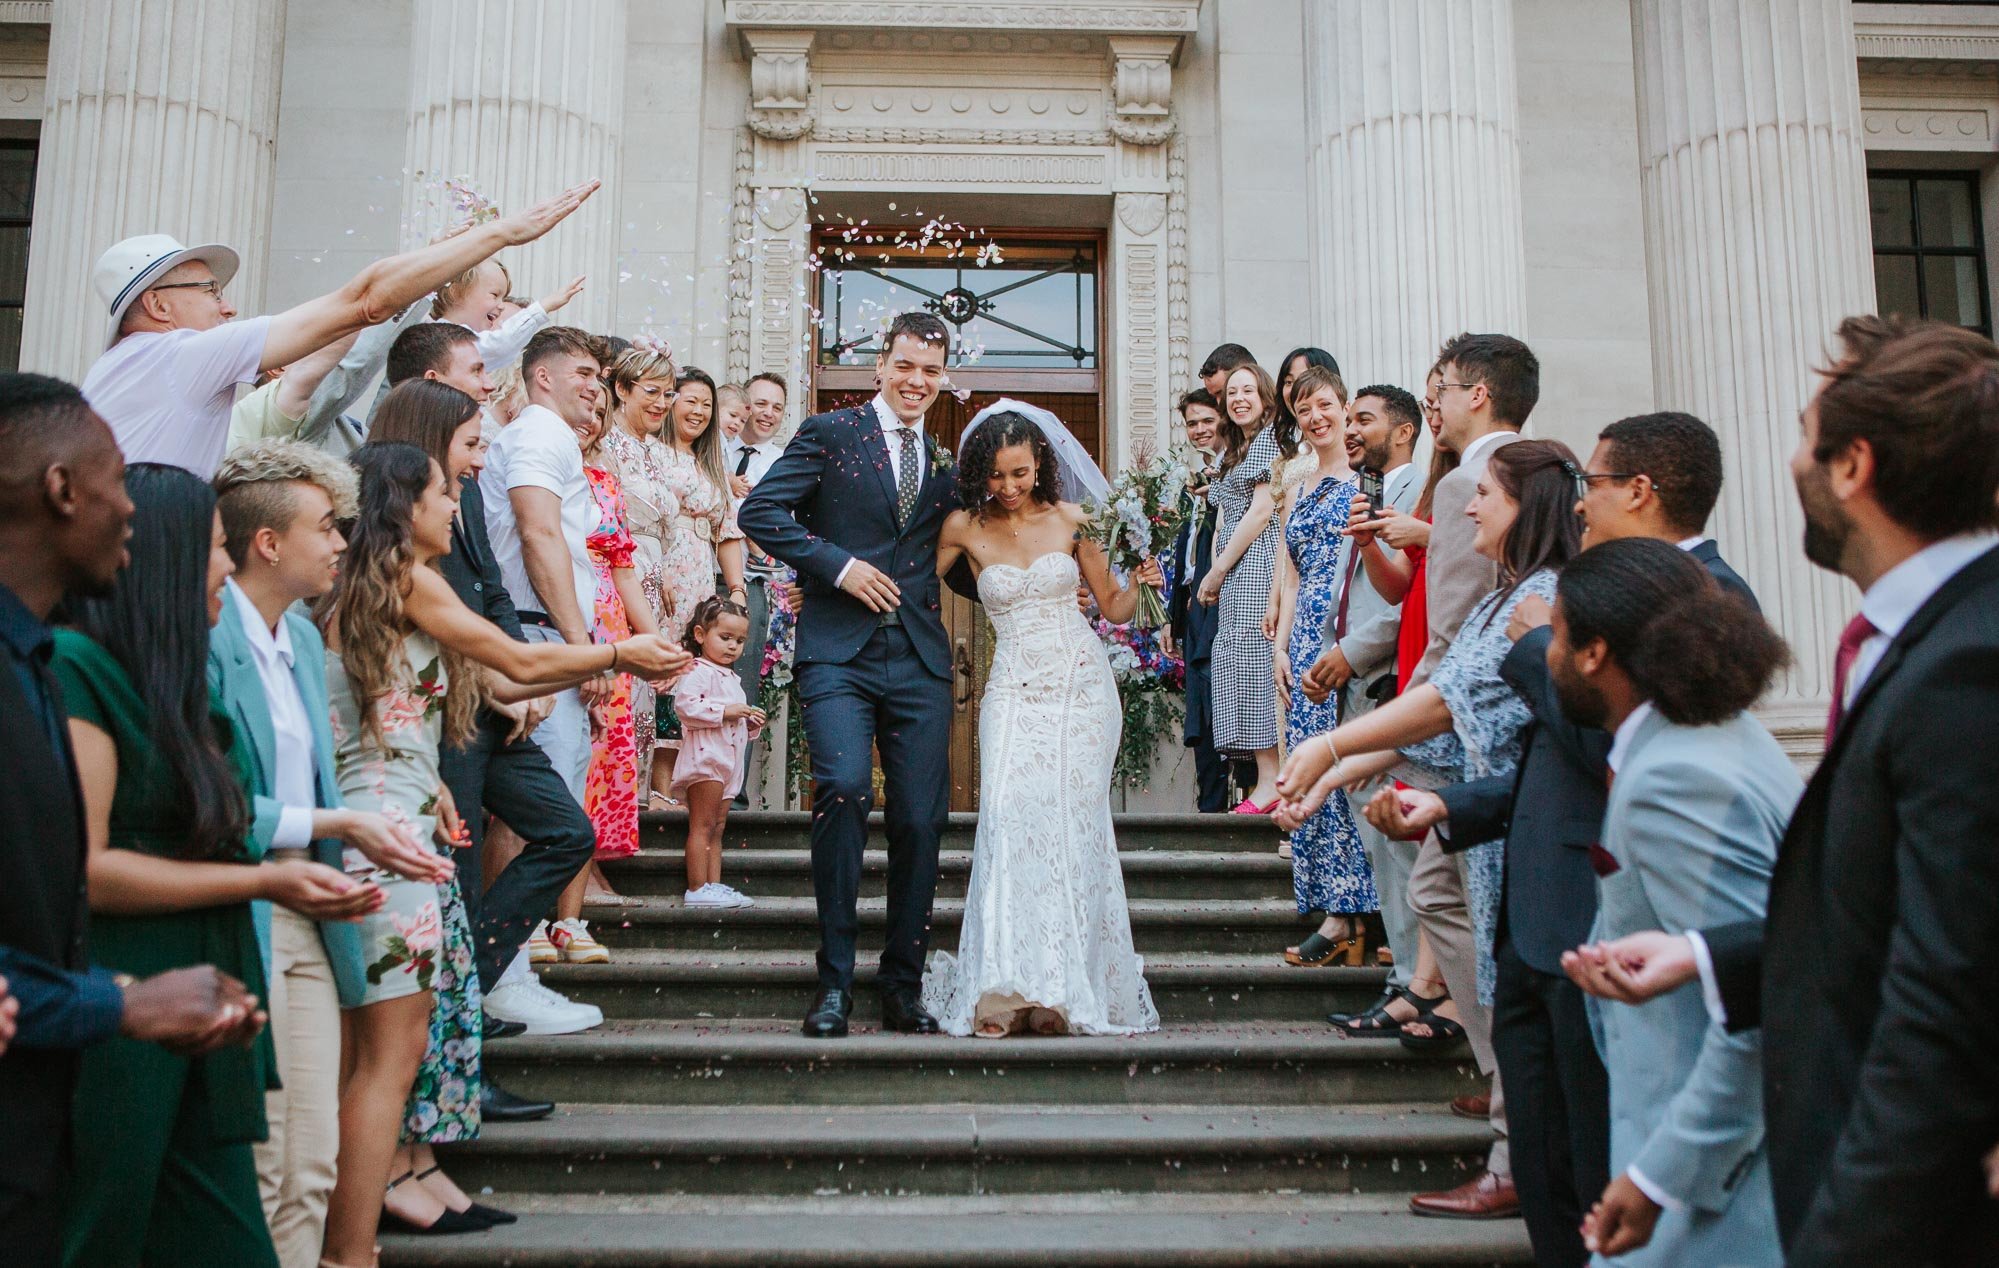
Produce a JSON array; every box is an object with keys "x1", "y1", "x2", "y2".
[{"x1": 897, "y1": 427, "x2": 921, "y2": 526}]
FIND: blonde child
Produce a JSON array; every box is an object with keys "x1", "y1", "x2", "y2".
[
  {"x1": 716, "y1": 382, "x2": 750, "y2": 442},
  {"x1": 671, "y1": 595, "x2": 766, "y2": 909}
]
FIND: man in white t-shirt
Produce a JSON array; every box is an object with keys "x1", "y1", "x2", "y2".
[
  {"x1": 480, "y1": 325, "x2": 607, "y2": 800},
  {"x1": 80, "y1": 179, "x2": 598, "y2": 477}
]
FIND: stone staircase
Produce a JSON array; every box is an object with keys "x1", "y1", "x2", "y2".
[{"x1": 382, "y1": 812, "x2": 1531, "y2": 1266}]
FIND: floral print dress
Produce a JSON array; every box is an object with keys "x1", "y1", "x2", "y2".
[
  {"x1": 584, "y1": 462, "x2": 642, "y2": 860},
  {"x1": 325, "y1": 628, "x2": 481, "y2": 1143},
  {"x1": 655, "y1": 445, "x2": 742, "y2": 741},
  {"x1": 1283, "y1": 473, "x2": 1379, "y2": 916},
  {"x1": 603, "y1": 426, "x2": 676, "y2": 784}
]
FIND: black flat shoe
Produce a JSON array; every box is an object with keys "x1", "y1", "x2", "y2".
[
  {"x1": 880, "y1": 987, "x2": 941, "y2": 1035},
  {"x1": 480, "y1": 1080, "x2": 555, "y2": 1122},
  {"x1": 412, "y1": 1165, "x2": 519, "y2": 1226},
  {"x1": 483, "y1": 1014, "x2": 528, "y2": 1042},
  {"x1": 380, "y1": 1206, "x2": 493, "y2": 1235},
  {"x1": 803, "y1": 987, "x2": 852, "y2": 1038}
]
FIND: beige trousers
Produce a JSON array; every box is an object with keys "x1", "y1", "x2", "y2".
[
  {"x1": 1407, "y1": 831, "x2": 1509, "y2": 1178},
  {"x1": 253, "y1": 905, "x2": 343, "y2": 1267}
]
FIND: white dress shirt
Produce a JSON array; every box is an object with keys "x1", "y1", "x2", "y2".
[
  {"x1": 833, "y1": 394, "x2": 929, "y2": 589},
  {"x1": 1455, "y1": 427, "x2": 1514, "y2": 472},
  {"x1": 229, "y1": 580, "x2": 317, "y2": 848},
  {"x1": 724, "y1": 434, "x2": 784, "y2": 487}
]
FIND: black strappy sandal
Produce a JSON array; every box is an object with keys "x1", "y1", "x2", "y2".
[
  {"x1": 413, "y1": 1163, "x2": 516, "y2": 1226},
  {"x1": 1329, "y1": 983, "x2": 1424, "y2": 1035},
  {"x1": 380, "y1": 1169, "x2": 492, "y2": 1235},
  {"x1": 1397, "y1": 997, "x2": 1469, "y2": 1053}
]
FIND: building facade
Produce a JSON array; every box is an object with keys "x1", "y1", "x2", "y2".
[{"x1": 7, "y1": 0, "x2": 1995, "y2": 797}]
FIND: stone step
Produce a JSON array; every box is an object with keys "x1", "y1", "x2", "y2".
[
  {"x1": 645, "y1": 810, "x2": 1284, "y2": 855},
  {"x1": 438, "y1": 1103, "x2": 1493, "y2": 1198},
  {"x1": 539, "y1": 951, "x2": 1386, "y2": 1024},
  {"x1": 483, "y1": 1020, "x2": 1481, "y2": 1108},
  {"x1": 603, "y1": 847, "x2": 1298, "y2": 902},
  {"x1": 380, "y1": 1193, "x2": 1534, "y2": 1266},
  {"x1": 583, "y1": 895, "x2": 1314, "y2": 956}
]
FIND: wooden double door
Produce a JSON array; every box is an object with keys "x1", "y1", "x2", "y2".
[{"x1": 810, "y1": 386, "x2": 1101, "y2": 811}]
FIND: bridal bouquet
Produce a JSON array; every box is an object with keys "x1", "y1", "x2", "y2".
[{"x1": 1079, "y1": 447, "x2": 1192, "y2": 630}]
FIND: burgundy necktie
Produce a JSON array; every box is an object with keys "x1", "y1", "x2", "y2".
[
  {"x1": 1332, "y1": 538, "x2": 1364, "y2": 640},
  {"x1": 1825, "y1": 612, "x2": 1880, "y2": 743}
]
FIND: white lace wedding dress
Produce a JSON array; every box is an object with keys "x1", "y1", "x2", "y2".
[{"x1": 922, "y1": 551, "x2": 1160, "y2": 1037}]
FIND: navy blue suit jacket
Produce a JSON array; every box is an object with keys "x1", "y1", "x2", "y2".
[{"x1": 739, "y1": 405, "x2": 959, "y2": 681}]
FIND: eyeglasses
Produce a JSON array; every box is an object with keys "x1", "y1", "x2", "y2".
[
  {"x1": 1435, "y1": 381, "x2": 1480, "y2": 395},
  {"x1": 150, "y1": 279, "x2": 224, "y2": 299},
  {"x1": 1561, "y1": 460, "x2": 1641, "y2": 501}
]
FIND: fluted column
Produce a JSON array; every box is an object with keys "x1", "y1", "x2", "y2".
[
  {"x1": 1632, "y1": 0, "x2": 1872, "y2": 750},
  {"x1": 402, "y1": 0, "x2": 625, "y2": 334},
  {"x1": 20, "y1": 0, "x2": 286, "y2": 382},
  {"x1": 1302, "y1": 0, "x2": 1527, "y2": 392}
]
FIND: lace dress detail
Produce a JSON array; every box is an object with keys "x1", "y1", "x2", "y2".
[{"x1": 922, "y1": 552, "x2": 1160, "y2": 1037}]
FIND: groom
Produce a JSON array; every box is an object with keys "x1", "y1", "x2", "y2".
[{"x1": 739, "y1": 311, "x2": 963, "y2": 1038}]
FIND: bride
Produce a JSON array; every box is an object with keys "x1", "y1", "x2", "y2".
[{"x1": 921, "y1": 401, "x2": 1164, "y2": 1039}]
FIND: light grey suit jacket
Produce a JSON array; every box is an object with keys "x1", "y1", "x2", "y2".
[
  {"x1": 1589, "y1": 707, "x2": 1800, "y2": 1267},
  {"x1": 1325, "y1": 460, "x2": 1422, "y2": 686},
  {"x1": 1413, "y1": 429, "x2": 1518, "y2": 684}
]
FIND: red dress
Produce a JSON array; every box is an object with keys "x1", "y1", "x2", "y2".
[
  {"x1": 583, "y1": 463, "x2": 641, "y2": 860},
  {"x1": 1395, "y1": 541, "x2": 1430, "y2": 693}
]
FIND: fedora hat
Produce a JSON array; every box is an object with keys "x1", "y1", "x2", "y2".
[{"x1": 91, "y1": 233, "x2": 240, "y2": 348}]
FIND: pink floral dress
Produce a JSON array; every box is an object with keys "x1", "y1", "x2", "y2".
[
  {"x1": 657, "y1": 445, "x2": 742, "y2": 645},
  {"x1": 584, "y1": 463, "x2": 641, "y2": 860},
  {"x1": 603, "y1": 426, "x2": 676, "y2": 782},
  {"x1": 669, "y1": 658, "x2": 764, "y2": 798}
]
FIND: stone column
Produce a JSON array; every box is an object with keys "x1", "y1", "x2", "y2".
[
  {"x1": 1630, "y1": 0, "x2": 1873, "y2": 750},
  {"x1": 734, "y1": 28, "x2": 815, "y2": 401},
  {"x1": 21, "y1": 0, "x2": 287, "y2": 382},
  {"x1": 1108, "y1": 34, "x2": 1182, "y2": 466},
  {"x1": 401, "y1": 0, "x2": 625, "y2": 335},
  {"x1": 1300, "y1": 0, "x2": 1527, "y2": 393}
]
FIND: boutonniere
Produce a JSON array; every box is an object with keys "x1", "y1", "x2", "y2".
[{"x1": 927, "y1": 433, "x2": 956, "y2": 476}]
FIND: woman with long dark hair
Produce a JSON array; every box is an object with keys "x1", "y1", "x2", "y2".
[
  {"x1": 1196, "y1": 361, "x2": 1296, "y2": 812},
  {"x1": 317, "y1": 444, "x2": 683, "y2": 1264},
  {"x1": 1273, "y1": 439, "x2": 1584, "y2": 1041},
  {"x1": 54, "y1": 463, "x2": 380, "y2": 1266},
  {"x1": 1274, "y1": 345, "x2": 1340, "y2": 436}
]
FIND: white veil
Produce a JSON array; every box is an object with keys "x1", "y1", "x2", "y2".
[{"x1": 956, "y1": 398, "x2": 1110, "y2": 506}]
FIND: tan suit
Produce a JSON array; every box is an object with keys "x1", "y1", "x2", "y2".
[{"x1": 1406, "y1": 427, "x2": 1519, "y2": 1177}]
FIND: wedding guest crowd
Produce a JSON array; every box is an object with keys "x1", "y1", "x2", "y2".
[{"x1": 8, "y1": 152, "x2": 1999, "y2": 1268}]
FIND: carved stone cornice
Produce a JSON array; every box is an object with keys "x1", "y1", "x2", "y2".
[
  {"x1": 1853, "y1": 3, "x2": 1999, "y2": 64},
  {"x1": 743, "y1": 28, "x2": 815, "y2": 141},
  {"x1": 0, "y1": 2, "x2": 51, "y2": 25},
  {"x1": 814, "y1": 125, "x2": 1114, "y2": 145},
  {"x1": 725, "y1": 0, "x2": 1200, "y2": 36}
]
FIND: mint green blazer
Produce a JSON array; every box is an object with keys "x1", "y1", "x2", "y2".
[{"x1": 207, "y1": 586, "x2": 367, "y2": 1008}]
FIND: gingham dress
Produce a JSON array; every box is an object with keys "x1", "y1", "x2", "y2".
[{"x1": 1207, "y1": 428, "x2": 1282, "y2": 756}]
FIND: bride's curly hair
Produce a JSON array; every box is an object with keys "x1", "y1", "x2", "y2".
[{"x1": 957, "y1": 410, "x2": 1062, "y2": 518}]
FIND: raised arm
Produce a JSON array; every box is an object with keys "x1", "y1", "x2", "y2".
[
  {"x1": 260, "y1": 181, "x2": 598, "y2": 371},
  {"x1": 271, "y1": 331, "x2": 363, "y2": 419},
  {"x1": 297, "y1": 303, "x2": 432, "y2": 446}
]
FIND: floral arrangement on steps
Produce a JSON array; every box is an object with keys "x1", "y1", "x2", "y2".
[{"x1": 756, "y1": 569, "x2": 809, "y2": 807}]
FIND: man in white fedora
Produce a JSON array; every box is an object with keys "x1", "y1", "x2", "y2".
[{"x1": 81, "y1": 180, "x2": 599, "y2": 478}]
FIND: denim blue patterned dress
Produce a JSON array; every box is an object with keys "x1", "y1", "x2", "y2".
[
  {"x1": 1283, "y1": 473, "x2": 1379, "y2": 917},
  {"x1": 1398, "y1": 568, "x2": 1559, "y2": 1006}
]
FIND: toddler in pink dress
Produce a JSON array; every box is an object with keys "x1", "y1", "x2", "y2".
[{"x1": 671, "y1": 596, "x2": 766, "y2": 909}]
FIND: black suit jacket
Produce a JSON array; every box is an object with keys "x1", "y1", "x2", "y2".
[
  {"x1": 0, "y1": 641, "x2": 91, "y2": 1190},
  {"x1": 1437, "y1": 626, "x2": 1610, "y2": 975},
  {"x1": 1706, "y1": 543, "x2": 1999, "y2": 1266},
  {"x1": 442, "y1": 476, "x2": 524, "y2": 642},
  {"x1": 1167, "y1": 485, "x2": 1218, "y2": 661},
  {"x1": 1689, "y1": 538, "x2": 1759, "y2": 610},
  {"x1": 739, "y1": 406, "x2": 960, "y2": 681}
]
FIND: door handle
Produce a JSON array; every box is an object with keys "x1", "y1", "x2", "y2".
[{"x1": 954, "y1": 636, "x2": 975, "y2": 709}]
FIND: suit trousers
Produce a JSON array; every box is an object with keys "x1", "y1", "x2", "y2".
[
  {"x1": 441, "y1": 708, "x2": 598, "y2": 993},
  {"x1": 796, "y1": 625, "x2": 951, "y2": 993},
  {"x1": 1343, "y1": 679, "x2": 1417, "y2": 986},
  {"x1": 1409, "y1": 832, "x2": 1508, "y2": 1177},
  {"x1": 1183, "y1": 654, "x2": 1229, "y2": 813},
  {"x1": 252, "y1": 906, "x2": 340, "y2": 1268},
  {"x1": 0, "y1": 1139, "x2": 65, "y2": 1267},
  {"x1": 1491, "y1": 935, "x2": 1608, "y2": 1268}
]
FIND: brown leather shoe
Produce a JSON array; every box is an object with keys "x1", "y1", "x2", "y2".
[
  {"x1": 1409, "y1": 1169, "x2": 1520, "y2": 1220},
  {"x1": 1450, "y1": 1093, "x2": 1491, "y2": 1120}
]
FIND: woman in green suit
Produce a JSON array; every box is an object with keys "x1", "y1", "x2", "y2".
[{"x1": 54, "y1": 463, "x2": 380, "y2": 1267}]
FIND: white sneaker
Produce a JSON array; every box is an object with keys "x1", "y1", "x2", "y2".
[
  {"x1": 684, "y1": 884, "x2": 733, "y2": 909},
  {"x1": 484, "y1": 977, "x2": 603, "y2": 1035},
  {"x1": 712, "y1": 883, "x2": 755, "y2": 909},
  {"x1": 527, "y1": 920, "x2": 558, "y2": 964}
]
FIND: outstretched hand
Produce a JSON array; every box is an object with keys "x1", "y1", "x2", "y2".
[{"x1": 500, "y1": 181, "x2": 601, "y2": 246}]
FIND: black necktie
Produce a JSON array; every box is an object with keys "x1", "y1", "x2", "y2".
[{"x1": 735, "y1": 447, "x2": 754, "y2": 478}]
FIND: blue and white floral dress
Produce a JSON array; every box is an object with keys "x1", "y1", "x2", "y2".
[
  {"x1": 1398, "y1": 569, "x2": 1558, "y2": 1005},
  {"x1": 1283, "y1": 472, "x2": 1378, "y2": 916}
]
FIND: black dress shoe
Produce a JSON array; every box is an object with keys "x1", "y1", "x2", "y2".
[
  {"x1": 802, "y1": 988, "x2": 852, "y2": 1038},
  {"x1": 483, "y1": 1014, "x2": 528, "y2": 1042},
  {"x1": 880, "y1": 987, "x2": 941, "y2": 1035},
  {"x1": 480, "y1": 1080, "x2": 555, "y2": 1122}
]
